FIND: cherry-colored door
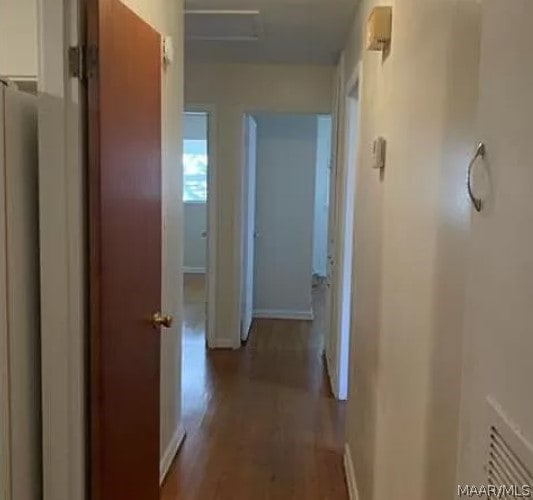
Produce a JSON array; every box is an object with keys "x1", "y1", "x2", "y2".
[{"x1": 87, "y1": 1, "x2": 163, "y2": 498}]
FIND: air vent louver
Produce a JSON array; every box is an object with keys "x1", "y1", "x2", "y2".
[
  {"x1": 488, "y1": 426, "x2": 533, "y2": 488},
  {"x1": 485, "y1": 398, "x2": 533, "y2": 492}
]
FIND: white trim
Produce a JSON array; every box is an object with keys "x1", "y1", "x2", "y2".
[
  {"x1": 324, "y1": 59, "x2": 344, "y2": 404},
  {"x1": 234, "y1": 114, "x2": 247, "y2": 349},
  {"x1": 208, "y1": 338, "x2": 241, "y2": 349},
  {"x1": 183, "y1": 267, "x2": 206, "y2": 274},
  {"x1": 183, "y1": 200, "x2": 207, "y2": 206},
  {"x1": 328, "y1": 59, "x2": 362, "y2": 402},
  {"x1": 159, "y1": 424, "x2": 186, "y2": 485},
  {"x1": 253, "y1": 309, "x2": 314, "y2": 321},
  {"x1": 184, "y1": 105, "x2": 217, "y2": 349},
  {"x1": 39, "y1": 0, "x2": 86, "y2": 499},
  {"x1": 0, "y1": 85, "x2": 12, "y2": 500},
  {"x1": 343, "y1": 443, "x2": 360, "y2": 500}
]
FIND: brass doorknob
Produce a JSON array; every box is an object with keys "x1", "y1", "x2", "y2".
[{"x1": 151, "y1": 312, "x2": 173, "y2": 329}]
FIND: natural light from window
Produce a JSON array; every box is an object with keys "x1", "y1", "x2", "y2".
[{"x1": 183, "y1": 139, "x2": 208, "y2": 203}]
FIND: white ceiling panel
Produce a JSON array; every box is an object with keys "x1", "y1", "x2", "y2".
[
  {"x1": 186, "y1": 10, "x2": 262, "y2": 41},
  {"x1": 185, "y1": 0, "x2": 359, "y2": 65}
]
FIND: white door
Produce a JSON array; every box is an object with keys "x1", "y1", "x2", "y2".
[
  {"x1": 325, "y1": 63, "x2": 359, "y2": 401},
  {"x1": 241, "y1": 115, "x2": 257, "y2": 341},
  {"x1": 325, "y1": 68, "x2": 342, "y2": 388},
  {"x1": 458, "y1": 0, "x2": 533, "y2": 491}
]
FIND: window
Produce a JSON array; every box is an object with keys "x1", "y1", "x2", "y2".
[{"x1": 183, "y1": 139, "x2": 208, "y2": 203}]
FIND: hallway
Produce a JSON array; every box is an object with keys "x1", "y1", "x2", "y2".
[{"x1": 161, "y1": 276, "x2": 348, "y2": 499}]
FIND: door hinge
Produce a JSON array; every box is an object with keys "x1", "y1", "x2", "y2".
[
  {"x1": 68, "y1": 45, "x2": 98, "y2": 81},
  {"x1": 68, "y1": 46, "x2": 85, "y2": 80}
]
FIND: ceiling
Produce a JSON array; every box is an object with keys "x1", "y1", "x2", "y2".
[{"x1": 184, "y1": 0, "x2": 358, "y2": 66}]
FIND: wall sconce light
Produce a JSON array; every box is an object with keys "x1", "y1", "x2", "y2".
[{"x1": 367, "y1": 6, "x2": 392, "y2": 51}]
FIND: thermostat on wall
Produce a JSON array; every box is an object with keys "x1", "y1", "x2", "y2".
[
  {"x1": 163, "y1": 36, "x2": 174, "y2": 66},
  {"x1": 372, "y1": 137, "x2": 387, "y2": 170},
  {"x1": 367, "y1": 6, "x2": 392, "y2": 51}
]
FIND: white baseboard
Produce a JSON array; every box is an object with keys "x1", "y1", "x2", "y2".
[
  {"x1": 159, "y1": 424, "x2": 186, "y2": 485},
  {"x1": 344, "y1": 443, "x2": 360, "y2": 500},
  {"x1": 207, "y1": 338, "x2": 240, "y2": 350},
  {"x1": 183, "y1": 267, "x2": 206, "y2": 274},
  {"x1": 253, "y1": 309, "x2": 314, "y2": 321}
]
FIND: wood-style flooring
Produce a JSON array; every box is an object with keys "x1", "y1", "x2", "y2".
[{"x1": 160, "y1": 274, "x2": 348, "y2": 500}]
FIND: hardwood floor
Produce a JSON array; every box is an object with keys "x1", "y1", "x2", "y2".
[{"x1": 161, "y1": 274, "x2": 348, "y2": 500}]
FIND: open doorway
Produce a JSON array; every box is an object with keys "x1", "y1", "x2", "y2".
[
  {"x1": 325, "y1": 65, "x2": 361, "y2": 401},
  {"x1": 240, "y1": 112, "x2": 333, "y2": 342},
  {"x1": 182, "y1": 111, "x2": 209, "y2": 345},
  {"x1": 181, "y1": 108, "x2": 215, "y2": 427}
]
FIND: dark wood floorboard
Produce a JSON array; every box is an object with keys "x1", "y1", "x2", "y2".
[{"x1": 160, "y1": 274, "x2": 348, "y2": 500}]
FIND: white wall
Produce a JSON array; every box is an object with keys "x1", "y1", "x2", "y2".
[
  {"x1": 253, "y1": 114, "x2": 317, "y2": 319},
  {"x1": 0, "y1": 0, "x2": 38, "y2": 79},
  {"x1": 183, "y1": 204, "x2": 206, "y2": 272},
  {"x1": 183, "y1": 113, "x2": 207, "y2": 272},
  {"x1": 313, "y1": 115, "x2": 331, "y2": 277},
  {"x1": 185, "y1": 62, "x2": 334, "y2": 347},
  {"x1": 342, "y1": 2, "x2": 481, "y2": 500},
  {"x1": 108, "y1": 0, "x2": 185, "y2": 479},
  {"x1": 1, "y1": 88, "x2": 40, "y2": 500}
]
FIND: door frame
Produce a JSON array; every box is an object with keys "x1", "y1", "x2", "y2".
[
  {"x1": 0, "y1": 84, "x2": 12, "y2": 500},
  {"x1": 38, "y1": 0, "x2": 86, "y2": 499},
  {"x1": 240, "y1": 113, "x2": 257, "y2": 341},
  {"x1": 328, "y1": 61, "x2": 362, "y2": 401},
  {"x1": 184, "y1": 104, "x2": 217, "y2": 347}
]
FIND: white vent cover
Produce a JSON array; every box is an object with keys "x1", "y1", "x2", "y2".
[
  {"x1": 486, "y1": 398, "x2": 533, "y2": 489},
  {"x1": 185, "y1": 10, "x2": 262, "y2": 41}
]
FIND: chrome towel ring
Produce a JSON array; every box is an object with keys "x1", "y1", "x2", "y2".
[{"x1": 468, "y1": 142, "x2": 485, "y2": 212}]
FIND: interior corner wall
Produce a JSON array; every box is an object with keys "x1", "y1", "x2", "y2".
[
  {"x1": 342, "y1": 1, "x2": 481, "y2": 499},
  {"x1": 185, "y1": 62, "x2": 334, "y2": 348},
  {"x1": 118, "y1": 0, "x2": 185, "y2": 472},
  {"x1": 253, "y1": 113, "x2": 317, "y2": 317},
  {"x1": 0, "y1": 0, "x2": 38, "y2": 79}
]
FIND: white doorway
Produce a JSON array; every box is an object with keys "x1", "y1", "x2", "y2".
[
  {"x1": 238, "y1": 112, "x2": 333, "y2": 345},
  {"x1": 246, "y1": 113, "x2": 330, "y2": 324},
  {"x1": 326, "y1": 64, "x2": 361, "y2": 401},
  {"x1": 182, "y1": 109, "x2": 216, "y2": 347}
]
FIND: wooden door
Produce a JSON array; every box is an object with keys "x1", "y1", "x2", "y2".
[
  {"x1": 458, "y1": 0, "x2": 533, "y2": 489},
  {"x1": 87, "y1": 1, "x2": 164, "y2": 498},
  {"x1": 241, "y1": 115, "x2": 257, "y2": 341}
]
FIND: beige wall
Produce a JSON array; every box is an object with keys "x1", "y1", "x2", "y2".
[
  {"x1": 343, "y1": 1, "x2": 481, "y2": 499},
  {"x1": 0, "y1": 0, "x2": 38, "y2": 79},
  {"x1": 119, "y1": 0, "x2": 185, "y2": 469},
  {"x1": 185, "y1": 63, "x2": 334, "y2": 347}
]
